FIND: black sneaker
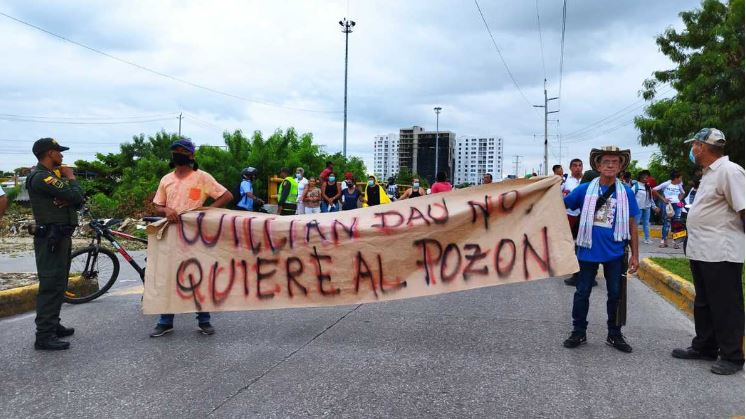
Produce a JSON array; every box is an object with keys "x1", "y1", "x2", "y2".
[
  {"x1": 711, "y1": 359, "x2": 744, "y2": 375},
  {"x1": 56, "y1": 324, "x2": 75, "y2": 338},
  {"x1": 198, "y1": 323, "x2": 215, "y2": 335},
  {"x1": 606, "y1": 334, "x2": 633, "y2": 353},
  {"x1": 671, "y1": 347, "x2": 717, "y2": 361},
  {"x1": 149, "y1": 324, "x2": 173, "y2": 338},
  {"x1": 563, "y1": 332, "x2": 587, "y2": 348},
  {"x1": 34, "y1": 337, "x2": 70, "y2": 351}
]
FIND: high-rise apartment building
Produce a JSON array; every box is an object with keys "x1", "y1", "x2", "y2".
[
  {"x1": 372, "y1": 133, "x2": 399, "y2": 180},
  {"x1": 454, "y1": 136, "x2": 504, "y2": 185},
  {"x1": 398, "y1": 126, "x2": 455, "y2": 185}
]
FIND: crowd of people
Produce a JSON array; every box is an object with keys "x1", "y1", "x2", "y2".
[{"x1": 12, "y1": 128, "x2": 745, "y2": 378}]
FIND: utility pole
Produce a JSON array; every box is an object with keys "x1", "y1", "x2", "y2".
[
  {"x1": 339, "y1": 18, "x2": 355, "y2": 158},
  {"x1": 434, "y1": 106, "x2": 442, "y2": 182},
  {"x1": 533, "y1": 79, "x2": 558, "y2": 175},
  {"x1": 178, "y1": 112, "x2": 183, "y2": 137},
  {"x1": 512, "y1": 155, "x2": 522, "y2": 177}
]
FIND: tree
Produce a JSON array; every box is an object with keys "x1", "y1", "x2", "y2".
[
  {"x1": 635, "y1": 0, "x2": 744, "y2": 172},
  {"x1": 71, "y1": 127, "x2": 368, "y2": 216}
]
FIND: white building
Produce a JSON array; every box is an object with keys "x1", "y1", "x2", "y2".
[
  {"x1": 373, "y1": 133, "x2": 399, "y2": 180},
  {"x1": 454, "y1": 136, "x2": 504, "y2": 185}
]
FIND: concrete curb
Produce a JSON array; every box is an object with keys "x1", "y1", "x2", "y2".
[
  {"x1": 636, "y1": 257, "x2": 694, "y2": 317},
  {"x1": 0, "y1": 276, "x2": 85, "y2": 318}
]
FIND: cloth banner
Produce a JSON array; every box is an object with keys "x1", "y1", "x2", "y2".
[{"x1": 143, "y1": 176, "x2": 578, "y2": 314}]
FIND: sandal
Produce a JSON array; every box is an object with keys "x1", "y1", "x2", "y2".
[{"x1": 659, "y1": 242, "x2": 668, "y2": 248}]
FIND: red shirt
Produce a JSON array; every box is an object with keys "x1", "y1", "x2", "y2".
[
  {"x1": 430, "y1": 182, "x2": 452, "y2": 194},
  {"x1": 320, "y1": 167, "x2": 332, "y2": 183}
]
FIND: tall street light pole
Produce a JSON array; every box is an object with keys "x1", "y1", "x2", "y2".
[
  {"x1": 434, "y1": 106, "x2": 442, "y2": 182},
  {"x1": 339, "y1": 18, "x2": 355, "y2": 158}
]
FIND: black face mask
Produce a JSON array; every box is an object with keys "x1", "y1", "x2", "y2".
[{"x1": 170, "y1": 153, "x2": 194, "y2": 168}]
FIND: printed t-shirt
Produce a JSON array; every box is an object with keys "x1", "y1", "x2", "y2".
[
  {"x1": 654, "y1": 180, "x2": 685, "y2": 204},
  {"x1": 564, "y1": 182, "x2": 640, "y2": 263}
]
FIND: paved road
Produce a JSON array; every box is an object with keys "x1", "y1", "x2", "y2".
[{"x1": 1, "y1": 241, "x2": 742, "y2": 418}]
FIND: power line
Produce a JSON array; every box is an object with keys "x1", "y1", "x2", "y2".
[
  {"x1": 561, "y1": 85, "x2": 674, "y2": 141},
  {"x1": 0, "y1": 11, "x2": 341, "y2": 114},
  {"x1": 0, "y1": 112, "x2": 175, "y2": 120},
  {"x1": 535, "y1": 0, "x2": 547, "y2": 81},
  {"x1": 0, "y1": 115, "x2": 175, "y2": 125},
  {"x1": 557, "y1": 0, "x2": 567, "y2": 107},
  {"x1": 473, "y1": 0, "x2": 534, "y2": 107}
]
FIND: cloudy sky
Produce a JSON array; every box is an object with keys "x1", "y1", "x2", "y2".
[{"x1": 0, "y1": 0, "x2": 700, "y2": 175}]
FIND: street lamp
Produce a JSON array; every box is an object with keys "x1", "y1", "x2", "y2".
[
  {"x1": 434, "y1": 106, "x2": 442, "y2": 182},
  {"x1": 339, "y1": 18, "x2": 355, "y2": 158}
]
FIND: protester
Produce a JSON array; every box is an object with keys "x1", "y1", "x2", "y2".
[
  {"x1": 552, "y1": 164, "x2": 564, "y2": 178},
  {"x1": 672, "y1": 128, "x2": 744, "y2": 375},
  {"x1": 26, "y1": 138, "x2": 85, "y2": 350},
  {"x1": 344, "y1": 171, "x2": 354, "y2": 185},
  {"x1": 363, "y1": 175, "x2": 391, "y2": 207},
  {"x1": 580, "y1": 168, "x2": 599, "y2": 184},
  {"x1": 320, "y1": 161, "x2": 334, "y2": 183},
  {"x1": 386, "y1": 177, "x2": 399, "y2": 202},
  {"x1": 0, "y1": 185, "x2": 6, "y2": 219},
  {"x1": 621, "y1": 171, "x2": 633, "y2": 187},
  {"x1": 653, "y1": 170, "x2": 685, "y2": 248},
  {"x1": 632, "y1": 170, "x2": 655, "y2": 244},
  {"x1": 561, "y1": 158, "x2": 591, "y2": 287},
  {"x1": 430, "y1": 171, "x2": 452, "y2": 193},
  {"x1": 236, "y1": 167, "x2": 263, "y2": 211},
  {"x1": 300, "y1": 176, "x2": 322, "y2": 214},
  {"x1": 320, "y1": 172, "x2": 341, "y2": 212},
  {"x1": 341, "y1": 177, "x2": 362, "y2": 210},
  {"x1": 562, "y1": 146, "x2": 639, "y2": 353},
  {"x1": 683, "y1": 178, "x2": 699, "y2": 209},
  {"x1": 400, "y1": 178, "x2": 426, "y2": 199},
  {"x1": 482, "y1": 173, "x2": 493, "y2": 184},
  {"x1": 277, "y1": 167, "x2": 298, "y2": 216},
  {"x1": 150, "y1": 138, "x2": 233, "y2": 338},
  {"x1": 295, "y1": 167, "x2": 309, "y2": 215}
]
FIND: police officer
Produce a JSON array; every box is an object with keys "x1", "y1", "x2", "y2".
[{"x1": 27, "y1": 138, "x2": 85, "y2": 350}]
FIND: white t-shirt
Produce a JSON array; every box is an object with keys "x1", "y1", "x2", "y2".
[
  {"x1": 654, "y1": 180, "x2": 685, "y2": 203},
  {"x1": 296, "y1": 177, "x2": 309, "y2": 203},
  {"x1": 562, "y1": 176, "x2": 582, "y2": 216}
]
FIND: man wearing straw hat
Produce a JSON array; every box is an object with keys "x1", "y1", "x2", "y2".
[{"x1": 562, "y1": 146, "x2": 640, "y2": 353}]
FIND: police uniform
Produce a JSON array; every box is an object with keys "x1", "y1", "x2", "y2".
[{"x1": 27, "y1": 138, "x2": 85, "y2": 349}]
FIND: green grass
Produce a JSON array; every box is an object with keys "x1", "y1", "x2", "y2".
[
  {"x1": 650, "y1": 257, "x2": 693, "y2": 283},
  {"x1": 649, "y1": 257, "x2": 745, "y2": 286}
]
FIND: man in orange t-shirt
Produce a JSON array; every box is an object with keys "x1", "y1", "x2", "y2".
[{"x1": 149, "y1": 138, "x2": 233, "y2": 338}]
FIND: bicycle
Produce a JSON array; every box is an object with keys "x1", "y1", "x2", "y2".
[{"x1": 64, "y1": 209, "x2": 161, "y2": 304}]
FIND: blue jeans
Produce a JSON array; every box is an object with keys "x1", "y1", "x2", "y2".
[
  {"x1": 635, "y1": 207, "x2": 651, "y2": 240},
  {"x1": 572, "y1": 258, "x2": 624, "y2": 336},
  {"x1": 321, "y1": 201, "x2": 339, "y2": 213},
  {"x1": 158, "y1": 312, "x2": 210, "y2": 326},
  {"x1": 660, "y1": 203, "x2": 682, "y2": 241}
]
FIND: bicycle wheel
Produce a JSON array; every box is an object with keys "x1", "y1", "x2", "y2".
[{"x1": 64, "y1": 246, "x2": 120, "y2": 304}]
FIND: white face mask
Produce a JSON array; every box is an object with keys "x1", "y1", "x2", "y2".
[
  {"x1": 296, "y1": 173, "x2": 302, "y2": 179},
  {"x1": 413, "y1": 182, "x2": 420, "y2": 189}
]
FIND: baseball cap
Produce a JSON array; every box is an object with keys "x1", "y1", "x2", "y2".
[
  {"x1": 170, "y1": 137, "x2": 196, "y2": 153},
  {"x1": 685, "y1": 128, "x2": 726, "y2": 146},
  {"x1": 32, "y1": 137, "x2": 69, "y2": 157}
]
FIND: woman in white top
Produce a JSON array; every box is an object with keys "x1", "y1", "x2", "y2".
[
  {"x1": 653, "y1": 170, "x2": 685, "y2": 248},
  {"x1": 295, "y1": 167, "x2": 309, "y2": 215},
  {"x1": 632, "y1": 171, "x2": 655, "y2": 244}
]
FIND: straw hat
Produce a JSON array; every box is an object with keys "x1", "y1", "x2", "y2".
[{"x1": 589, "y1": 146, "x2": 631, "y2": 172}]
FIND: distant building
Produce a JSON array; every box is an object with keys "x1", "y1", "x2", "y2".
[
  {"x1": 454, "y1": 136, "x2": 504, "y2": 185},
  {"x1": 398, "y1": 126, "x2": 455, "y2": 185},
  {"x1": 372, "y1": 133, "x2": 399, "y2": 180}
]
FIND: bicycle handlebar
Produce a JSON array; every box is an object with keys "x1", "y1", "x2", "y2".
[{"x1": 142, "y1": 216, "x2": 163, "y2": 223}]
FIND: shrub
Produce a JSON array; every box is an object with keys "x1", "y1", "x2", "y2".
[{"x1": 87, "y1": 193, "x2": 120, "y2": 218}]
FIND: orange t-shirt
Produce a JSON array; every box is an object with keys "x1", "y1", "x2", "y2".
[{"x1": 152, "y1": 169, "x2": 228, "y2": 213}]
